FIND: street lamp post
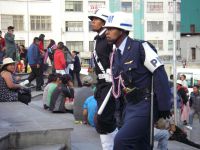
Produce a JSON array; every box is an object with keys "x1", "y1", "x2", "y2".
[
  {"x1": 173, "y1": 0, "x2": 178, "y2": 125},
  {"x1": 26, "y1": 0, "x2": 30, "y2": 46}
]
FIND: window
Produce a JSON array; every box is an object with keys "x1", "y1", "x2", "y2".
[
  {"x1": 190, "y1": 24, "x2": 195, "y2": 33},
  {"x1": 168, "y1": 40, "x2": 180, "y2": 51},
  {"x1": 88, "y1": 1, "x2": 105, "y2": 13},
  {"x1": 168, "y1": 21, "x2": 173, "y2": 31},
  {"x1": 66, "y1": 41, "x2": 83, "y2": 52},
  {"x1": 65, "y1": 21, "x2": 83, "y2": 32},
  {"x1": 89, "y1": 41, "x2": 94, "y2": 52},
  {"x1": 81, "y1": 58, "x2": 90, "y2": 67},
  {"x1": 147, "y1": 21, "x2": 163, "y2": 32},
  {"x1": 30, "y1": 16, "x2": 51, "y2": 31},
  {"x1": 148, "y1": 40, "x2": 163, "y2": 51},
  {"x1": 176, "y1": 40, "x2": 180, "y2": 50},
  {"x1": 147, "y1": 2, "x2": 163, "y2": 13},
  {"x1": 15, "y1": 40, "x2": 25, "y2": 46},
  {"x1": 176, "y1": 2, "x2": 181, "y2": 13},
  {"x1": 1, "y1": 15, "x2": 24, "y2": 31},
  {"x1": 168, "y1": 40, "x2": 173, "y2": 51},
  {"x1": 121, "y1": 2, "x2": 132, "y2": 13},
  {"x1": 168, "y1": 2, "x2": 180, "y2": 13},
  {"x1": 168, "y1": 21, "x2": 180, "y2": 31},
  {"x1": 89, "y1": 21, "x2": 93, "y2": 31},
  {"x1": 191, "y1": 48, "x2": 196, "y2": 60},
  {"x1": 65, "y1": 0, "x2": 83, "y2": 12}
]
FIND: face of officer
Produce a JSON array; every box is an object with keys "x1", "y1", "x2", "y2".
[
  {"x1": 105, "y1": 27, "x2": 123, "y2": 45},
  {"x1": 90, "y1": 17, "x2": 105, "y2": 32}
]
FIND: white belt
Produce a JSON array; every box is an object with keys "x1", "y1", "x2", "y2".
[
  {"x1": 98, "y1": 74, "x2": 106, "y2": 79},
  {"x1": 98, "y1": 73, "x2": 112, "y2": 82}
]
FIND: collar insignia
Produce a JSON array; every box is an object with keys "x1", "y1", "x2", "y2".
[{"x1": 124, "y1": 60, "x2": 133, "y2": 64}]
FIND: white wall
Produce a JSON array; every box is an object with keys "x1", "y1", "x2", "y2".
[
  {"x1": 181, "y1": 35, "x2": 200, "y2": 62},
  {"x1": 143, "y1": 0, "x2": 181, "y2": 56}
]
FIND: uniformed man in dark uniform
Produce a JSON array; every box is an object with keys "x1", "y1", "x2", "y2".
[
  {"x1": 104, "y1": 12, "x2": 171, "y2": 150},
  {"x1": 88, "y1": 9, "x2": 118, "y2": 150}
]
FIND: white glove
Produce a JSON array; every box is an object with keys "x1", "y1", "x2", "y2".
[{"x1": 19, "y1": 80, "x2": 29, "y2": 87}]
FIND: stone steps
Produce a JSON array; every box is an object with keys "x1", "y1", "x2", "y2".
[
  {"x1": 19, "y1": 144, "x2": 66, "y2": 150},
  {"x1": 0, "y1": 102, "x2": 74, "y2": 150}
]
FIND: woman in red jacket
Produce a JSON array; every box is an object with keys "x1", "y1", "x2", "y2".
[{"x1": 54, "y1": 42, "x2": 67, "y2": 75}]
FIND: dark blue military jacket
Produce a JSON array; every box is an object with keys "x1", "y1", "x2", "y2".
[{"x1": 112, "y1": 37, "x2": 171, "y2": 112}]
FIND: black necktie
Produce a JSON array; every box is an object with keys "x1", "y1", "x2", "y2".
[{"x1": 117, "y1": 48, "x2": 122, "y2": 61}]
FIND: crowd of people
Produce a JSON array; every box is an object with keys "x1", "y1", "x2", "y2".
[
  {"x1": 0, "y1": 26, "x2": 83, "y2": 90},
  {"x1": 1, "y1": 8, "x2": 200, "y2": 150},
  {"x1": 170, "y1": 74, "x2": 200, "y2": 130}
]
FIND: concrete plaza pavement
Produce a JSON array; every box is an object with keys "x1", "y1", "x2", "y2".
[{"x1": 30, "y1": 95, "x2": 200, "y2": 150}]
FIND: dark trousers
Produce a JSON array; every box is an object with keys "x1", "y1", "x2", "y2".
[
  {"x1": 95, "y1": 82, "x2": 116, "y2": 134},
  {"x1": 24, "y1": 61, "x2": 28, "y2": 73},
  {"x1": 28, "y1": 66, "x2": 42, "y2": 89},
  {"x1": 115, "y1": 96, "x2": 126, "y2": 129},
  {"x1": 40, "y1": 60, "x2": 44, "y2": 86},
  {"x1": 113, "y1": 100, "x2": 151, "y2": 150},
  {"x1": 69, "y1": 69, "x2": 73, "y2": 81},
  {"x1": 74, "y1": 71, "x2": 82, "y2": 87}
]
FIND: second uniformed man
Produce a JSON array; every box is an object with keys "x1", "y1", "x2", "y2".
[{"x1": 88, "y1": 9, "x2": 118, "y2": 150}]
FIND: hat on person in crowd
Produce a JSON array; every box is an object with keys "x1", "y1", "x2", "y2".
[
  {"x1": 88, "y1": 8, "x2": 110, "y2": 22},
  {"x1": 104, "y1": 11, "x2": 133, "y2": 31},
  {"x1": 1, "y1": 58, "x2": 16, "y2": 69},
  {"x1": 82, "y1": 75, "x2": 93, "y2": 86},
  {"x1": 176, "y1": 80, "x2": 182, "y2": 85}
]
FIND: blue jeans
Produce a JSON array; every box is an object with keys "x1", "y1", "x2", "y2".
[
  {"x1": 189, "y1": 109, "x2": 200, "y2": 126},
  {"x1": 154, "y1": 128, "x2": 170, "y2": 150}
]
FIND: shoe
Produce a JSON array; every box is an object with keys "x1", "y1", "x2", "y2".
[
  {"x1": 43, "y1": 104, "x2": 49, "y2": 110},
  {"x1": 186, "y1": 125, "x2": 192, "y2": 130},
  {"x1": 25, "y1": 83, "x2": 35, "y2": 87},
  {"x1": 183, "y1": 120, "x2": 187, "y2": 125}
]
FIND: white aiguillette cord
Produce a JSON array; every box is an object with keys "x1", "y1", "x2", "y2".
[{"x1": 110, "y1": 46, "x2": 125, "y2": 99}]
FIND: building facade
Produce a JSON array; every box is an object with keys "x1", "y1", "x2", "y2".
[
  {"x1": 181, "y1": 34, "x2": 200, "y2": 67},
  {"x1": 109, "y1": 0, "x2": 181, "y2": 73},
  {"x1": 180, "y1": 0, "x2": 200, "y2": 69},
  {"x1": 181, "y1": 0, "x2": 200, "y2": 33},
  {"x1": 0, "y1": 0, "x2": 109, "y2": 65},
  {"x1": 0, "y1": 0, "x2": 184, "y2": 70}
]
